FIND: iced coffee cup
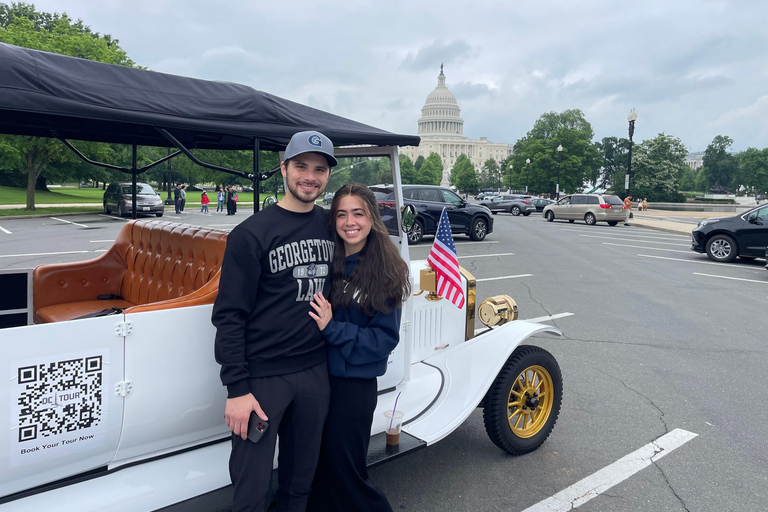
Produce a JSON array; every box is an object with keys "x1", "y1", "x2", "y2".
[{"x1": 384, "y1": 410, "x2": 404, "y2": 446}]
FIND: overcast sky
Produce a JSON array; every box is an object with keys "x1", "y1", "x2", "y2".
[{"x1": 27, "y1": 0, "x2": 768, "y2": 152}]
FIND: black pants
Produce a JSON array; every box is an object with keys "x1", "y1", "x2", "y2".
[
  {"x1": 307, "y1": 376, "x2": 393, "y2": 512},
  {"x1": 227, "y1": 199, "x2": 235, "y2": 215},
  {"x1": 229, "y1": 363, "x2": 330, "y2": 512}
]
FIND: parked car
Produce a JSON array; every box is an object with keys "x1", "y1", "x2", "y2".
[
  {"x1": 530, "y1": 198, "x2": 555, "y2": 212},
  {"x1": 323, "y1": 192, "x2": 334, "y2": 205},
  {"x1": 103, "y1": 182, "x2": 164, "y2": 217},
  {"x1": 691, "y1": 204, "x2": 768, "y2": 262},
  {"x1": 371, "y1": 184, "x2": 493, "y2": 243},
  {"x1": 542, "y1": 194, "x2": 627, "y2": 226},
  {"x1": 480, "y1": 194, "x2": 536, "y2": 216}
]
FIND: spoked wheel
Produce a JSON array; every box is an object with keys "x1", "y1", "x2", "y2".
[
  {"x1": 483, "y1": 345, "x2": 562, "y2": 455},
  {"x1": 511, "y1": 206, "x2": 521, "y2": 216},
  {"x1": 408, "y1": 219, "x2": 424, "y2": 244},
  {"x1": 545, "y1": 211, "x2": 554, "y2": 222},
  {"x1": 706, "y1": 234, "x2": 738, "y2": 263},
  {"x1": 470, "y1": 217, "x2": 488, "y2": 241},
  {"x1": 585, "y1": 212, "x2": 596, "y2": 225}
]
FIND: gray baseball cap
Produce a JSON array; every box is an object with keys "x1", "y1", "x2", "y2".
[{"x1": 283, "y1": 130, "x2": 338, "y2": 167}]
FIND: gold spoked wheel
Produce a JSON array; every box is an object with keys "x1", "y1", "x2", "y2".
[
  {"x1": 483, "y1": 345, "x2": 562, "y2": 455},
  {"x1": 507, "y1": 365, "x2": 554, "y2": 439}
]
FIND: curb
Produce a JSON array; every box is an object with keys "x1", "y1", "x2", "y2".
[{"x1": 629, "y1": 222, "x2": 691, "y2": 236}]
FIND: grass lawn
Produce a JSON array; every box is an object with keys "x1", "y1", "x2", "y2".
[{"x1": 0, "y1": 186, "x2": 104, "y2": 204}]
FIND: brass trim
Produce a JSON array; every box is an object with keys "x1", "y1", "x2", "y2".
[{"x1": 459, "y1": 266, "x2": 476, "y2": 340}]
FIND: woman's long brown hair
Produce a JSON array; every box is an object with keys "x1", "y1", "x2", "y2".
[{"x1": 329, "y1": 183, "x2": 411, "y2": 316}]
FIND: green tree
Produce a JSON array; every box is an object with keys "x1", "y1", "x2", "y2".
[
  {"x1": 734, "y1": 147, "x2": 768, "y2": 196},
  {"x1": 414, "y1": 155, "x2": 425, "y2": 171},
  {"x1": 678, "y1": 166, "x2": 696, "y2": 191},
  {"x1": 595, "y1": 136, "x2": 630, "y2": 191},
  {"x1": 702, "y1": 135, "x2": 737, "y2": 191},
  {"x1": 417, "y1": 152, "x2": 443, "y2": 185},
  {"x1": 0, "y1": 3, "x2": 137, "y2": 209},
  {"x1": 399, "y1": 154, "x2": 418, "y2": 184},
  {"x1": 479, "y1": 158, "x2": 500, "y2": 189},
  {"x1": 630, "y1": 133, "x2": 688, "y2": 201},
  {"x1": 449, "y1": 154, "x2": 478, "y2": 193}
]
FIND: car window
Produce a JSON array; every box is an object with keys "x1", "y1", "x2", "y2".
[
  {"x1": 121, "y1": 185, "x2": 156, "y2": 195},
  {"x1": 420, "y1": 188, "x2": 443, "y2": 202},
  {"x1": 586, "y1": 196, "x2": 599, "y2": 204},
  {"x1": 373, "y1": 191, "x2": 393, "y2": 201},
  {"x1": 571, "y1": 195, "x2": 587, "y2": 205},
  {"x1": 441, "y1": 190, "x2": 463, "y2": 205},
  {"x1": 558, "y1": 196, "x2": 571, "y2": 205},
  {"x1": 756, "y1": 206, "x2": 768, "y2": 221},
  {"x1": 603, "y1": 196, "x2": 624, "y2": 206},
  {"x1": 491, "y1": 197, "x2": 503, "y2": 202},
  {"x1": 402, "y1": 189, "x2": 419, "y2": 200}
]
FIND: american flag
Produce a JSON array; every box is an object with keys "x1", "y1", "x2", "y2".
[{"x1": 427, "y1": 208, "x2": 465, "y2": 308}]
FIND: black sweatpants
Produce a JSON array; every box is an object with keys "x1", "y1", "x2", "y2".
[
  {"x1": 307, "y1": 376, "x2": 393, "y2": 512},
  {"x1": 229, "y1": 362, "x2": 330, "y2": 512}
]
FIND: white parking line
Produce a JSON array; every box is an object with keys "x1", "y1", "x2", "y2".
[
  {"x1": 476, "y1": 274, "x2": 532, "y2": 282},
  {"x1": 638, "y1": 254, "x2": 755, "y2": 269},
  {"x1": 602, "y1": 242, "x2": 690, "y2": 254},
  {"x1": 89, "y1": 240, "x2": 114, "y2": 243},
  {"x1": 50, "y1": 217, "x2": 89, "y2": 228},
  {"x1": 457, "y1": 252, "x2": 514, "y2": 259},
  {"x1": 0, "y1": 225, "x2": 11, "y2": 234},
  {"x1": 522, "y1": 429, "x2": 698, "y2": 512},
  {"x1": 693, "y1": 272, "x2": 768, "y2": 284},
  {"x1": 579, "y1": 234, "x2": 689, "y2": 246},
  {"x1": 560, "y1": 227, "x2": 687, "y2": 240},
  {"x1": 98, "y1": 214, "x2": 128, "y2": 221}
]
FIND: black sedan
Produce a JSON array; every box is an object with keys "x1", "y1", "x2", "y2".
[
  {"x1": 691, "y1": 204, "x2": 768, "y2": 262},
  {"x1": 530, "y1": 198, "x2": 555, "y2": 212}
]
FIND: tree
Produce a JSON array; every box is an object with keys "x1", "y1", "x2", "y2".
[
  {"x1": 595, "y1": 136, "x2": 630, "y2": 191},
  {"x1": 417, "y1": 152, "x2": 443, "y2": 185},
  {"x1": 449, "y1": 154, "x2": 478, "y2": 193},
  {"x1": 479, "y1": 158, "x2": 500, "y2": 189},
  {"x1": 0, "y1": 3, "x2": 137, "y2": 209},
  {"x1": 735, "y1": 147, "x2": 768, "y2": 196},
  {"x1": 630, "y1": 133, "x2": 688, "y2": 201},
  {"x1": 399, "y1": 154, "x2": 418, "y2": 184},
  {"x1": 702, "y1": 135, "x2": 737, "y2": 192},
  {"x1": 414, "y1": 155, "x2": 425, "y2": 171}
]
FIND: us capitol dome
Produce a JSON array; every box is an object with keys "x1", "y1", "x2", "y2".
[{"x1": 400, "y1": 65, "x2": 513, "y2": 186}]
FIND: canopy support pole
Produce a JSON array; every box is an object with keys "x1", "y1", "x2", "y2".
[
  {"x1": 131, "y1": 145, "x2": 138, "y2": 220},
  {"x1": 253, "y1": 138, "x2": 260, "y2": 213},
  {"x1": 156, "y1": 128, "x2": 253, "y2": 180},
  {"x1": 57, "y1": 137, "x2": 182, "y2": 174}
]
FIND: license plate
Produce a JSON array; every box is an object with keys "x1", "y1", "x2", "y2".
[{"x1": 142, "y1": 207, "x2": 150, "y2": 211}]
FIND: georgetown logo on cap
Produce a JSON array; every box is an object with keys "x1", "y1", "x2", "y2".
[{"x1": 283, "y1": 130, "x2": 338, "y2": 167}]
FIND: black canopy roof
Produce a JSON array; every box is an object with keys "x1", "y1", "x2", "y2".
[{"x1": 0, "y1": 43, "x2": 420, "y2": 151}]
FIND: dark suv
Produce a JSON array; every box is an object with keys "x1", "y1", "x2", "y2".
[
  {"x1": 103, "y1": 182, "x2": 164, "y2": 217},
  {"x1": 371, "y1": 184, "x2": 493, "y2": 244}
]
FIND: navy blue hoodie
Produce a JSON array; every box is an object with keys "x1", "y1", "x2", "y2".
[{"x1": 320, "y1": 253, "x2": 401, "y2": 379}]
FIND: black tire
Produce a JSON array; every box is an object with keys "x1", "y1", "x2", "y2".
[
  {"x1": 483, "y1": 345, "x2": 562, "y2": 455},
  {"x1": 511, "y1": 206, "x2": 521, "y2": 216},
  {"x1": 491, "y1": 211, "x2": 498, "y2": 215},
  {"x1": 568, "y1": 219, "x2": 575, "y2": 223},
  {"x1": 408, "y1": 219, "x2": 424, "y2": 244},
  {"x1": 103, "y1": 202, "x2": 111, "y2": 215},
  {"x1": 117, "y1": 202, "x2": 125, "y2": 218},
  {"x1": 470, "y1": 217, "x2": 488, "y2": 241},
  {"x1": 545, "y1": 211, "x2": 555, "y2": 222},
  {"x1": 523, "y1": 212, "x2": 531, "y2": 216},
  {"x1": 706, "y1": 234, "x2": 738, "y2": 262},
  {"x1": 585, "y1": 212, "x2": 596, "y2": 225},
  {"x1": 607, "y1": 221, "x2": 619, "y2": 226},
  {"x1": 155, "y1": 212, "x2": 164, "y2": 217}
]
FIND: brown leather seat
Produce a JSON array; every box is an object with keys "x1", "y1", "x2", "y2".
[{"x1": 33, "y1": 220, "x2": 228, "y2": 323}]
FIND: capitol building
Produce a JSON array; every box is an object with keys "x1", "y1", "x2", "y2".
[{"x1": 399, "y1": 66, "x2": 514, "y2": 187}]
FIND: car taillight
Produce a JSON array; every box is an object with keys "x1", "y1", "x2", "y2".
[
  {"x1": 599, "y1": 204, "x2": 612, "y2": 209},
  {"x1": 522, "y1": 200, "x2": 529, "y2": 203},
  {"x1": 378, "y1": 201, "x2": 396, "y2": 207}
]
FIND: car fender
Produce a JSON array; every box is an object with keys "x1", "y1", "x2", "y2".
[{"x1": 403, "y1": 320, "x2": 561, "y2": 445}]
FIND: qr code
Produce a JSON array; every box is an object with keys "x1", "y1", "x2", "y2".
[{"x1": 16, "y1": 356, "x2": 103, "y2": 443}]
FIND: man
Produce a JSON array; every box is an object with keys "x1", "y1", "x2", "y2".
[
  {"x1": 212, "y1": 130, "x2": 337, "y2": 512},
  {"x1": 624, "y1": 195, "x2": 632, "y2": 225},
  {"x1": 174, "y1": 184, "x2": 182, "y2": 214},
  {"x1": 180, "y1": 185, "x2": 187, "y2": 212}
]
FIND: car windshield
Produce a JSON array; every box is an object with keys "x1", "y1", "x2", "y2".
[
  {"x1": 603, "y1": 196, "x2": 624, "y2": 206},
  {"x1": 121, "y1": 185, "x2": 156, "y2": 195}
]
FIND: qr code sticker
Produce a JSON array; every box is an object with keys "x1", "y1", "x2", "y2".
[{"x1": 16, "y1": 356, "x2": 103, "y2": 442}]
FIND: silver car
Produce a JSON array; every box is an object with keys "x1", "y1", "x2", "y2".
[{"x1": 542, "y1": 194, "x2": 628, "y2": 226}]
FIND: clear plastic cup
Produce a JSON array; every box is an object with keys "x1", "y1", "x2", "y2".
[{"x1": 384, "y1": 410, "x2": 404, "y2": 446}]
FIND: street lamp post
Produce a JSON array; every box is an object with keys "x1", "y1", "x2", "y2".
[
  {"x1": 525, "y1": 158, "x2": 530, "y2": 194},
  {"x1": 556, "y1": 145, "x2": 563, "y2": 199},
  {"x1": 626, "y1": 108, "x2": 637, "y2": 198},
  {"x1": 164, "y1": 147, "x2": 174, "y2": 205}
]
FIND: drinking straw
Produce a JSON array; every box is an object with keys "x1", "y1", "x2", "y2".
[{"x1": 388, "y1": 392, "x2": 402, "y2": 431}]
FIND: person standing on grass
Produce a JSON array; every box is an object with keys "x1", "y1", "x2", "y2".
[
  {"x1": 212, "y1": 130, "x2": 336, "y2": 512},
  {"x1": 217, "y1": 186, "x2": 226, "y2": 213},
  {"x1": 201, "y1": 190, "x2": 210, "y2": 214}
]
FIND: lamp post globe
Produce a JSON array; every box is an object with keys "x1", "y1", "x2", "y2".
[
  {"x1": 556, "y1": 145, "x2": 563, "y2": 199},
  {"x1": 525, "y1": 158, "x2": 531, "y2": 194}
]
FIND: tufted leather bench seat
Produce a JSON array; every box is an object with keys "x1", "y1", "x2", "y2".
[{"x1": 33, "y1": 220, "x2": 228, "y2": 323}]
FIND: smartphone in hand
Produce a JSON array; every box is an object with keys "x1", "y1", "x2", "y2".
[{"x1": 246, "y1": 411, "x2": 269, "y2": 443}]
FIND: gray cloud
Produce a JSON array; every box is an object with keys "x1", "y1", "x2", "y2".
[{"x1": 399, "y1": 40, "x2": 476, "y2": 72}]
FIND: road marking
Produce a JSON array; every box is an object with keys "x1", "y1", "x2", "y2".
[
  {"x1": 50, "y1": 217, "x2": 89, "y2": 228},
  {"x1": 560, "y1": 228, "x2": 687, "y2": 240},
  {"x1": 524, "y1": 312, "x2": 575, "y2": 323},
  {"x1": 693, "y1": 272, "x2": 768, "y2": 284},
  {"x1": 0, "y1": 225, "x2": 11, "y2": 234},
  {"x1": 522, "y1": 429, "x2": 698, "y2": 512},
  {"x1": 602, "y1": 242, "x2": 691, "y2": 254},
  {"x1": 0, "y1": 250, "x2": 91, "y2": 258},
  {"x1": 457, "y1": 252, "x2": 514, "y2": 259},
  {"x1": 89, "y1": 240, "x2": 114, "y2": 243},
  {"x1": 98, "y1": 214, "x2": 128, "y2": 221},
  {"x1": 476, "y1": 274, "x2": 532, "y2": 282},
  {"x1": 579, "y1": 234, "x2": 688, "y2": 246},
  {"x1": 638, "y1": 254, "x2": 757, "y2": 269}
]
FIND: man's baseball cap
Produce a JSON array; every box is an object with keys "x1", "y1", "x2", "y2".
[{"x1": 283, "y1": 130, "x2": 338, "y2": 167}]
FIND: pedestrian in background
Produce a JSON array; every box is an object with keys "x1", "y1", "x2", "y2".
[
  {"x1": 217, "y1": 186, "x2": 226, "y2": 213},
  {"x1": 174, "y1": 184, "x2": 182, "y2": 214},
  {"x1": 226, "y1": 186, "x2": 235, "y2": 215},
  {"x1": 201, "y1": 190, "x2": 210, "y2": 214},
  {"x1": 642, "y1": 198, "x2": 648, "y2": 211},
  {"x1": 624, "y1": 195, "x2": 632, "y2": 225},
  {"x1": 180, "y1": 185, "x2": 187, "y2": 212}
]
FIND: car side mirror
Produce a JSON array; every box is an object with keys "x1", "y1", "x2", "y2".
[{"x1": 401, "y1": 204, "x2": 416, "y2": 233}]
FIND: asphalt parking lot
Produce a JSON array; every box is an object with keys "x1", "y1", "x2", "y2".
[{"x1": 1, "y1": 209, "x2": 766, "y2": 511}]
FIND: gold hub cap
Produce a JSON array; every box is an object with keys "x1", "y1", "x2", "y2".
[{"x1": 507, "y1": 365, "x2": 554, "y2": 438}]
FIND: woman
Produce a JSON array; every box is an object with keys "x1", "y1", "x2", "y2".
[
  {"x1": 307, "y1": 183, "x2": 410, "y2": 512},
  {"x1": 216, "y1": 186, "x2": 225, "y2": 213}
]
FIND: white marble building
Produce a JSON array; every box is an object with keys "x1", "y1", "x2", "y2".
[{"x1": 399, "y1": 66, "x2": 513, "y2": 186}]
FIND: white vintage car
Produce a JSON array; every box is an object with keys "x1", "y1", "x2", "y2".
[{"x1": 0, "y1": 43, "x2": 562, "y2": 511}]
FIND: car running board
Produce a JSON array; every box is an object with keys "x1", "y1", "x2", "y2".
[{"x1": 366, "y1": 431, "x2": 426, "y2": 469}]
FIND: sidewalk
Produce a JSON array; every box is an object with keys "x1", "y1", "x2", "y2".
[{"x1": 627, "y1": 209, "x2": 711, "y2": 236}]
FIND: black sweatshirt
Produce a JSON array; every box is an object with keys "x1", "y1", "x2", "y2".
[{"x1": 212, "y1": 204, "x2": 334, "y2": 398}]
